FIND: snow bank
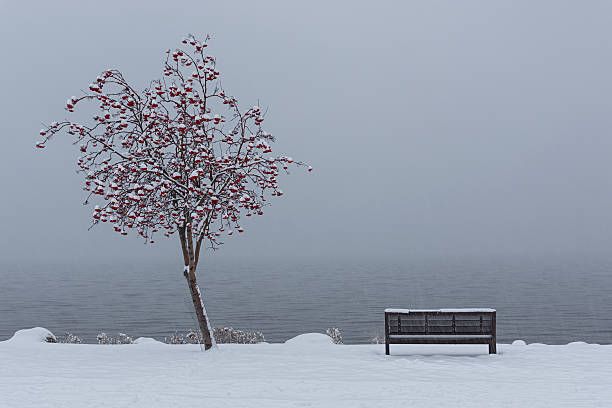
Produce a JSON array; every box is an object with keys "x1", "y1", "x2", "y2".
[
  {"x1": 133, "y1": 337, "x2": 163, "y2": 345},
  {"x1": 1, "y1": 330, "x2": 611, "y2": 407},
  {"x1": 3, "y1": 327, "x2": 56, "y2": 344}
]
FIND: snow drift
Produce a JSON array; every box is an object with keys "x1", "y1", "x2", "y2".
[{"x1": 4, "y1": 327, "x2": 56, "y2": 344}]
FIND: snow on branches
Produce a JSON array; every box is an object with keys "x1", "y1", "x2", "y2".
[{"x1": 38, "y1": 34, "x2": 305, "y2": 248}]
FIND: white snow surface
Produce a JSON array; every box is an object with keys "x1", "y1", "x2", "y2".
[{"x1": 1, "y1": 328, "x2": 611, "y2": 407}]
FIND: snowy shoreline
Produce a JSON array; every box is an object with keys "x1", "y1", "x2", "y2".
[{"x1": 1, "y1": 328, "x2": 611, "y2": 407}]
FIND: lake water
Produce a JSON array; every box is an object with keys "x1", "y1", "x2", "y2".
[{"x1": 1, "y1": 254, "x2": 611, "y2": 344}]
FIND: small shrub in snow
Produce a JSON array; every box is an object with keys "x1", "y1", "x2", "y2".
[
  {"x1": 370, "y1": 335, "x2": 385, "y2": 344},
  {"x1": 214, "y1": 327, "x2": 265, "y2": 344},
  {"x1": 165, "y1": 332, "x2": 185, "y2": 345},
  {"x1": 326, "y1": 328, "x2": 343, "y2": 344},
  {"x1": 97, "y1": 332, "x2": 133, "y2": 344},
  {"x1": 186, "y1": 330, "x2": 200, "y2": 343},
  {"x1": 165, "y1": 331, "x2": 202, "y2": 344},
  {"x1": 116, "y1": 333, "x2": 133, "y2": 344},
  {"x1": 97, "y1": 333, "x2": 110, "y2": 344},
  {"x1": 57, "y1": 332, "x2": 82, "y2": 344},
  {"x1": 165, "y1": 328, "x2": 265, "y2": 344}
]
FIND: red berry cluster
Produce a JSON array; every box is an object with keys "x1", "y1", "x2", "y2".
[{"x1": 38, "y1": 35, "x2": 308, "y2": 246}]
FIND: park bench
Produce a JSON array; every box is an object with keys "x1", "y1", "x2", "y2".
[{"x1": 385, "y1": 308, "x2": 497, "y2": 355}]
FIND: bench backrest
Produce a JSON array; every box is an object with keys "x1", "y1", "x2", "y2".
[{"x1": 386, "y1": 310, "x2": 496, "y2": 336}]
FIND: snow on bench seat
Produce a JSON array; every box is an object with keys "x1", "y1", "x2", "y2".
[
  {"x1": 385, "y1": 308, "x2": 496, "y2": 313},
  {"x1": 389, "y1": 334, "x2": 492, "y2": 339}
]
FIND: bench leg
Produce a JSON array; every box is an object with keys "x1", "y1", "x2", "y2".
[
  {"x1": 385, "y1": 342, "x2": 390, "y2": 355},
  {"x1": 489, "y1": 341, "x2": 497, "y2": 354}
]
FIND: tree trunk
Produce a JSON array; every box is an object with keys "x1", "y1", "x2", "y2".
[
  {"x1": 179, "y1": 226, "x2": 214, "y2": 350},
  {"x1": 183, "y1": 265, "x2": 214, "y2": 350}
]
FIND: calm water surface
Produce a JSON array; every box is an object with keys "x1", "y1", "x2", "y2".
[{"x1": 1, "y1": 254, "x2": 611, "y2": 344}]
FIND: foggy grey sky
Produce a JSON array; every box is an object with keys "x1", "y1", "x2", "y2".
[{"x1": 1, "y1": 0, "x2": 611, "y2": 263}]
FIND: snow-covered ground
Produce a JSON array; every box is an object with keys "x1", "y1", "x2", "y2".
[{"x1": 1, "y1": 328, "x2": 611, "y2": 407}]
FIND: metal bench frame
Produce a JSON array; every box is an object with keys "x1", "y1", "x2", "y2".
[{"x1": 385, "y1": 308, "x2": 497, "y2": 355}]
